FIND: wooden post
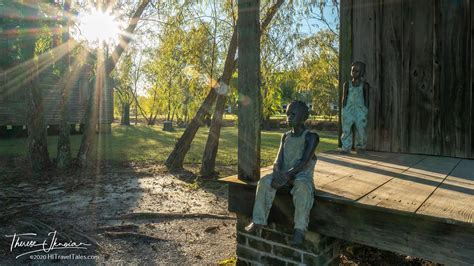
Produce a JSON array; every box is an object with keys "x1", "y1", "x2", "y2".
[
  {"x1": 339, "y1": 0, "x2": 352, "y2": 148},
  {"x1": 238, "y1": 0, "x2": 261, "y2": 181}
]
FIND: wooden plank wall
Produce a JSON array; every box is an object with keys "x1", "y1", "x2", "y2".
[
  {"x1": 351, "y1": 0, "x2": 379, "y2": 151},
  {"x1": 0, "y1": 65, "x2": 113, "y2": 126},
  {"x1": 343, "y1": 0, "x2": 473, "y2": 159},
  {"x1": 404, "y1": 0, "x2": 434, "y2": 155}
]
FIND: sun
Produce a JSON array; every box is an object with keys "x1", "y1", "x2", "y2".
[{"x1": 73, "y1": 10, "x2": 121, "y2": 47}]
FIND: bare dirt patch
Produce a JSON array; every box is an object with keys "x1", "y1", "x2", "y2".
[{"x1": 0, "y1": 164, "x2": 237, "y2": 265}]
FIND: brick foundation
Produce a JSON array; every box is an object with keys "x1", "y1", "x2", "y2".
[{"x1": 236, "y1": 214, "x2": 340, "y2": 265}]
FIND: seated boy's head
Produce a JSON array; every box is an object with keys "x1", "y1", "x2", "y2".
[{"x1": 286, "y1": 100, "x2": 309, "y2": 127}]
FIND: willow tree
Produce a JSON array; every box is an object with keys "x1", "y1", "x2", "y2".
[
  {"x1": 296, "y1": 30, "x2": 339, "y2": 118},
  {"x1": 113, "y1": 53, "x2": 134, "y2": 125},
  {"x1": 166, "y1": 0, "x2": 285, "y2": 172},
  {"x1": 77, "y1": 0, "x2": 151, "y2": 167},
  {"x1": 26, "y1": 3, "x2": 52, "y2": 172},
  {"x1": 200, "y1": 0, "x2": 285, "y2": 176},
  {"x1": 139, "y1": 16, "x2": 214, "y2": 125},
  {"x1": 13, "y1": 1, "x2": 65, "y2": 171}
]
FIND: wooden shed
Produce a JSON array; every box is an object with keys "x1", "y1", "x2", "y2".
[
  {"x1": 0, "y1": 4, "x2": 113, "y2": 132},
  {"x1": 339, "y1": 0, "x2": 473, "y2": 159},
  {"x1": 0, "y1": 43, "x2": 114, "y2": 131}
]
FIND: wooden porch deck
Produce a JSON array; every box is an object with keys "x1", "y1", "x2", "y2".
[
  {"x1": 222, "y1": 151, "x2": 474, "y2": 265},
  {"x1": 314, "y1": 151, "x2": 473, "y2": 225}
]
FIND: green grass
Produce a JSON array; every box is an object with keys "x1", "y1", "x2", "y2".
[{"x1": 0, "y1": 124, "x2": 338, "y2": 166}]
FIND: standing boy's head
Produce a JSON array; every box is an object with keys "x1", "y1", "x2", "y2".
[
  {"x1": 351, "y1": 61, "x2": 366, "y2": 79},
  {"x1": 286, "y1": 100, "x2": 309, "y2": 127}
]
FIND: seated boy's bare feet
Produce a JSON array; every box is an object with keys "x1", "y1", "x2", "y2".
[
  {"x1": 289, "y1": 229, "x2": 305, "y2": 246},
  {"x1": 339, "y1": 149, "x2": 350, "y2": 154},
  {"x1": 245, "y1": 222, "x2": 263, "y2": 233}
]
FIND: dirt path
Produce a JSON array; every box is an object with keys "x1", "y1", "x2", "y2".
[{"x1": 0, "y1": 164, "x2": 237, "y2": 265}]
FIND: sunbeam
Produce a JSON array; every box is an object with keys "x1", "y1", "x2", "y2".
[
  {"x1": 47, "y1": 48, "x2": 90, "y2": 119},
  {"x1": 1, "y1": 40, "x2": 80, "y2": 98}
]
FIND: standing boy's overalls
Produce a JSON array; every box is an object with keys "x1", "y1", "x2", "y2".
[
  {"x1": 341, "y1": 81, "x2": 368, "y2": 152},
  {"x1": 251, "y1": 130, "x2": 317, "y2": 231}
]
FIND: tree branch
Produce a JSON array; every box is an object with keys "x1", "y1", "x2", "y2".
[{"x1": 106, "y1": 0, "x2": 151, "y2": 76}]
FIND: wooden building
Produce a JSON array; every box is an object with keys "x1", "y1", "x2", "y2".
[
  {"x1": 340, "y1": 0, "x2": 473, "y2": 159},
  {"x1": 0, "y1": 63, "x2": 113, "y2": 130},
  {"x1": 0, "y1": 4, "x2": 113, "y2": 132}
]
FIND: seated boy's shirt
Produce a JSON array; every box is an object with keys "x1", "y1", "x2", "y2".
[{"x1": 280, "y1": 130, "x2": 317, "y2": 182}]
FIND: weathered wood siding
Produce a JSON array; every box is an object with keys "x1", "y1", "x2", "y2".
[
  {"x1": 0, "y1": 66, "x2": 114, "y2": 126},
  {"x1": 341, "y1": 0, "x2": 473, "y2": 158}
]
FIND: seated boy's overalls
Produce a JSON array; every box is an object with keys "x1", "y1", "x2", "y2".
[
  {"x1": 252, "y1": 129, "x2": 317, "y2": 231},
  {"x1": 341, "y1": 80, "x2": 368, "y2": 152}
]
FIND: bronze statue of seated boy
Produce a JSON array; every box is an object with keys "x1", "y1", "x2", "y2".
[{"x1": 245, "y1": 100, "x2": 319, "y2": 246}]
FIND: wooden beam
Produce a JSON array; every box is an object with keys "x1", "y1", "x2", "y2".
[
  {"x1": 471, "y1": 0, "x2": 474, "y2": 158},
  {"x1": 470, "y1": 0, "x2": 474, "y2": 159},
  {"x1": 237, "y1": 0, "x2": 261, "y2": 181},
  {"x1": 338, "y1": 0, "x2": 352, "y2": 148}
]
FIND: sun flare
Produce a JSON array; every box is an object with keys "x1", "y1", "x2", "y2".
[{"x1": 73, "y1": 10, "x2": 121, "y2": 47}]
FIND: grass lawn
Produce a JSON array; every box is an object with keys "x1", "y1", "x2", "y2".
[{"x1": 0, "y1": 124, "x2": 338, "y2": 167}]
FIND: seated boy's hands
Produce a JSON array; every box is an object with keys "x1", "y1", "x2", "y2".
[{"x1": 271, "y1": 171, "x2": 290, "y2": 189}]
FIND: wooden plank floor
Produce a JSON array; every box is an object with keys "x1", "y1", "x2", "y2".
[{"x1": 314, "y1": 151, "x2": 472, "y2": 225}]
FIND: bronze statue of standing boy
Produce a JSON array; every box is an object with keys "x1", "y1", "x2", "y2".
[
  {"x1": 245, "y1": 100, "x2": 319, "y2": 245},
  {"x1": 341, "y1": 61, "x2": 369, "y2": 153}
]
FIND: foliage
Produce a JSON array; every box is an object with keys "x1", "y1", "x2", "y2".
[
  {"x1": 296, "y1": 29, "x2": 339, "y2": 117},
  {"x1": 115, "y1": 0, "x2": 342, "y2": 124},
  {"x1": 113, "y1": 52, "x2": 134, "y2": 110},
  {"x1": 141, "y1": 14, "x2": 216, "y2": 124}
]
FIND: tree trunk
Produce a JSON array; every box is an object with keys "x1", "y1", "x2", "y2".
[
  {"x1": 25, "y1": 3, "x2": 50, "y2": 172},
  {"x1": 135, "y1": 100, "x2": 138, "y2": 125},
  {"x1": 200, "y1": 27, "x2": 238, "y2": 177},
  {"x1": 167, "y1": 76, "x2": 172, "y2": 121},
  {"x1": 105, "y1": 0, "x2": 150, "y2": 77},
  {"x1": 184, "y1": 103, "x2": 188, "y2": 123},
  {"x1": 200, "y1": 0, "x2": 284, "y2": 177},
  {"x1": 165, "y1": 89, "x2": 218, "y2": 170},
  {"x1": 76, "y1": 62, "x2": 100, "y2": 167},
  {"x1": 171, "y1": 105, "x2": 177, "y2": 123},
  {"x1": 27, "y1": 62, "x2": 51, "y2": 172},
  {"x1": 56, "y1": 0, "x2": 72, "y2": 169},
  {"x1": 165, "y1": 26, "x2": 238, "y2": 172},
  {"x1": 167, "y1": 97, "x2": 171, "y2": 121},
  {"x1": 121, "y1": 103, "x2": 130, "y2": 125}
]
